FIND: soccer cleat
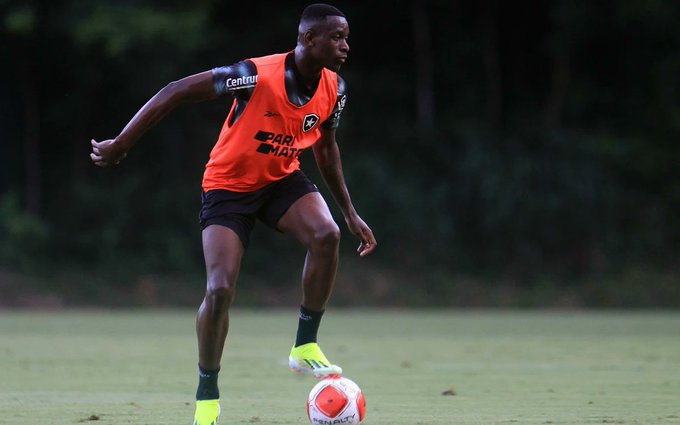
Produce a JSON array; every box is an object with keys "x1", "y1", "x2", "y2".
[
  {"x1": 193, "y1": 399, "x2": 220, "y2": 425},
  {"x1": 289, "y1": 342, "x2": 343, "y2": 377}
]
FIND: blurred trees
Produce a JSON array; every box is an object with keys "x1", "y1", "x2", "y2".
[{"x1": 1, "y1": 0, "x2": 678, "y2": 306}]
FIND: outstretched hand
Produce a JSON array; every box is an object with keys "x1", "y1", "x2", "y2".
[
  {"x1": 346, "y1": 214, "x2": 377, "y2": 257},
  {"x1": 90, "y1": 139, "x2": 127, "y2": 167}
]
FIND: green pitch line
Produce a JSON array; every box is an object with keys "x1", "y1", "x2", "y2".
[{"x1": 0, "y1": 310, "x2": 679, "y2": 424}]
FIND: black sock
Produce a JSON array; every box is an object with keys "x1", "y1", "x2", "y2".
[
  {"x1": 295, "y1": 305, "x2": 324, "y2": 347},
  {"x1": 196, "y1": 366, "x2": 220, "y2": 400}
]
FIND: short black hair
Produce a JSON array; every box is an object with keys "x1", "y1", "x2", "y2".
[{"x1": 301, "y1": 3, "x2": 345, "y2": 20}]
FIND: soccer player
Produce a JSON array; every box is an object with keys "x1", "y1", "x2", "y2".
[{"x1": 90, "y1": 3, "x2": 376, "y2": 425}]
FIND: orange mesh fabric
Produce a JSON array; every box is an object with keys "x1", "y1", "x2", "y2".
[{"x1": 202, "y1": 52, "x2": 338, "y2": 192}]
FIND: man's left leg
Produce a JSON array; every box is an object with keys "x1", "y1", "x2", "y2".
[{"x1": 277, "y1": 192, "x2": 343, "y2": 377}]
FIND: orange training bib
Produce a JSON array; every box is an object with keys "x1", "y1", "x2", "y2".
[{"x1": 202, "y1": 52, "x2": 338, "y2": 192}]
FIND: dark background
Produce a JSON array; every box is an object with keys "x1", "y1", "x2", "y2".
[{"x1": 1, "y1": 0, "x2": 679, "y2": 308}]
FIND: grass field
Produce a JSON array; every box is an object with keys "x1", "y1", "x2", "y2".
[{"x1": 0, "y1": 310, "x2": 679, "y2": 424}]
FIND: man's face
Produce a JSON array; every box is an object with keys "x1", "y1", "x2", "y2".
[{"x1": 309, "y1": 16, "x2": 350, "y2": 72}]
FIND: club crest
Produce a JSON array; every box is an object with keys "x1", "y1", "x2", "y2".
[{"x1": 303, "y1": 113, "x2": 320, "y2": 132}]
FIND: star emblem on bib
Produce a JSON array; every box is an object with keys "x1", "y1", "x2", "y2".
[{"x1": 303, "y1": 113, "x2": 320, "y2": 132}]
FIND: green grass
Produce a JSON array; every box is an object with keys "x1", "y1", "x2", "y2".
[{"x1": 1, "y1": 310, "x2": 679, "y2": 424}]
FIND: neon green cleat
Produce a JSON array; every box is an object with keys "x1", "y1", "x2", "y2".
[
  {"x1": 289, "y1": 342, "x2": 342, "y2": 377},
  {"x1": 193, "y1": 399, "x2": 220, "y2": 425}
]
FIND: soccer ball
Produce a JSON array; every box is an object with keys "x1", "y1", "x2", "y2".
[{"x1": 307, "y1": 376, "x2": 366, "y2": 424}]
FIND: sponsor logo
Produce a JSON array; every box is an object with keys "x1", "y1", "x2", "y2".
[
  {"x1": 337, "y1": 95, "x2": 347, "y2": 111},
  {"x1": 303, "y1": 113, "x2": 320, "y2": 132},
  {"x1": 264, "y1": 110, "x2": 280, "y2": 117},
  {"x1": 253, "y1": 130, "x2": 304, "y2": 159},
  {"x1": 225, "y1": 75, "x2": 257, "y2": 89},
  {"x1": 311, "y1": 414, "x2": 356, "y2": 424}
]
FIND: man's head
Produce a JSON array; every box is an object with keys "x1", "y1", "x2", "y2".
[{"x1": 297, "y1": 3, "x2": 350, "y2": 72}]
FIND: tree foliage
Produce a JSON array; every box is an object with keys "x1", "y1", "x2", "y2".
[{"x1": 1, "y1": 0, "x2": 679, "y2": 305}]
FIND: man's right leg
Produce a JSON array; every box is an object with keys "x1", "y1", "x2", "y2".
[{"x1": 194, "y1": 224, "x2": 244, "y2": 425}]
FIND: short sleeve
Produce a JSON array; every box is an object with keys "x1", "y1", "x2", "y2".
[
  {"x1": 320, "y1": 75, "x2": 347, "y2": 130},
  {"x1": 212, "y1": 60, "x2": 258, "y2": 98}
]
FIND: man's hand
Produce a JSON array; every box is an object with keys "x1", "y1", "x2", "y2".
[
  {"x1": 90, "y1": 139, "x2": 127, "y2": 167},
  {"x1": 346, "y1": 214, "x2": 377, "y2": 257}
]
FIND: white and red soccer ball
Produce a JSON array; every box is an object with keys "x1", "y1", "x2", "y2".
[{"x1": 307, "y1": 376, "x2": 366, "y2": 424}]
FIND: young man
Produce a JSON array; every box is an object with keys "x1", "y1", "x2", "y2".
[{"x1": 90, "y1": 3, "x2": 376, "y2": 425}]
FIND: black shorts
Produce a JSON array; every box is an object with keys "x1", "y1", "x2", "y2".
[{"x1": 199, "y1": 170, "x2": 319, "y2": 248}]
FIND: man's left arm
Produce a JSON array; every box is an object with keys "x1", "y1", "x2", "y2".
[{"x1": 313, "y1": 127, "x2": 377, "y2": 257}]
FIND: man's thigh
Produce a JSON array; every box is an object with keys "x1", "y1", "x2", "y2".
[
  {"x1": 202, "y1": 224, "x2": 244, "y2": 284},
  {"x1": 258, "y1": 170, "x2": 320, "y2": 232},
  {"x1": 276, "y1": 192, "x2": 338, "y2": 246}
]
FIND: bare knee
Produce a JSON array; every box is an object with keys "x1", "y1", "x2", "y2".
[
  {"x1": 205, "y1": 272, "x2": 236, "y2": 309},
  {"x1": 310, "y1": 223, "x2": 341, "y2": 254}
]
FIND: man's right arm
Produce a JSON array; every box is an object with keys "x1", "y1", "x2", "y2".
[{"x1": 91, "y1": 71, "x2": 217, "y2": 167}]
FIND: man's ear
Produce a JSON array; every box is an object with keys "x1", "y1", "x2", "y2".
[{"x1": 303, "y1": 30, "x2": 316, "y2": 47}]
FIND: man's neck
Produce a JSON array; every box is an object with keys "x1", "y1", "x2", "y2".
[{"x1": 293, "y1": 47, "x2": 322, "y2": 90}]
